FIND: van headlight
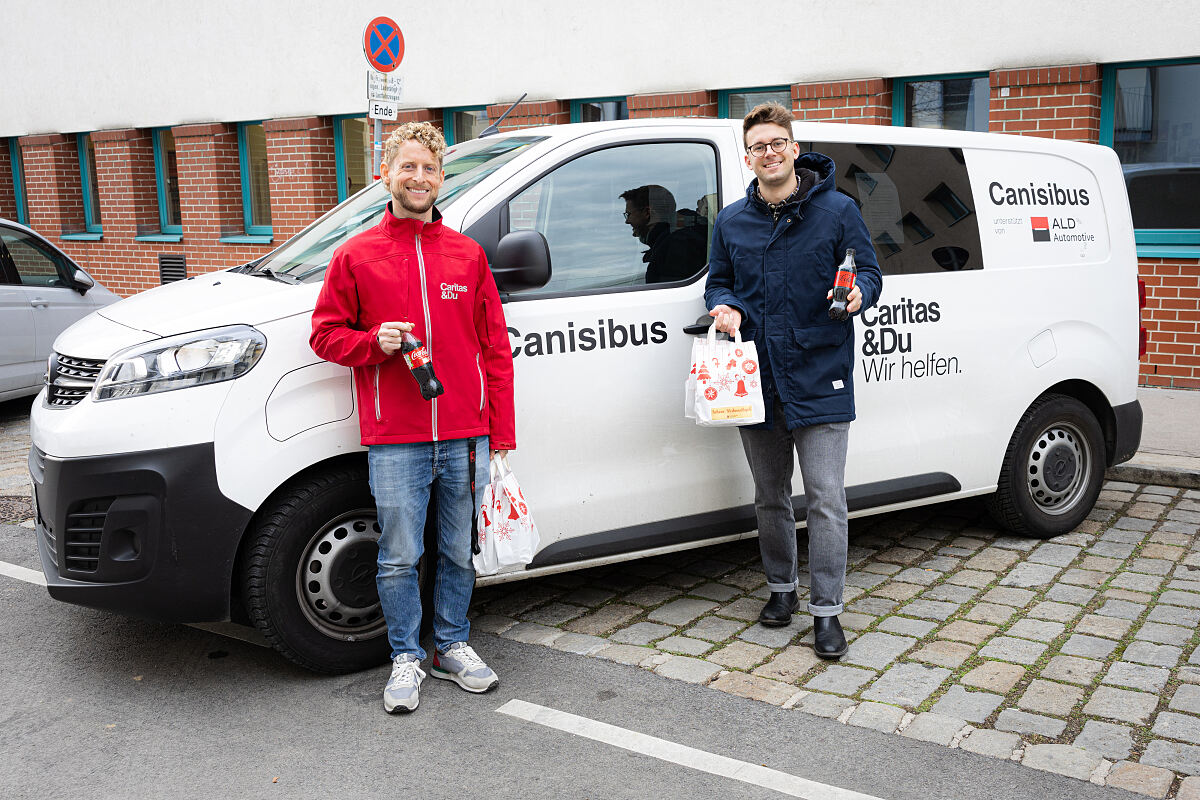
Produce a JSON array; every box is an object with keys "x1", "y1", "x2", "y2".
[{"x1": 94, "y1": 325, "x2": 267, "y2": 401}]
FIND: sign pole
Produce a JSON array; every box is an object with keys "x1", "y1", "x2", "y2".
[{"x1": 374, "y1": 118, "x2": 383, "y2": 181}]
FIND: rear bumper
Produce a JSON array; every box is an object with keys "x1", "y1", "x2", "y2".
[
  {"x1": 29, "y1": 442, "x2": 253, "y2": 622},
  {"x1": 1110, "y1": 399, "x2": 1143, "y2": 466}
]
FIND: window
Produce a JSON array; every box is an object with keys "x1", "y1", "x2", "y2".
[
  {"x1": 237, "y1": 122, "x2": 271, "y2": 237},
  {"x1": 1, "y1": 227, "x2": 74, "y2": 287},
  {"x1": 893, "y1": 75, "x2": 990, "y2": 132},
  {"x1": 152, "y1": 129, "x2": 181, "y2": 235},
  {"x1": 335, "y1": 115, "x2": 374, "y2": 201},
  {"x1": 1101, "y1": 59, "x2": 1200, "y2": 254},
  {"x1": 444, "y1": 107, "x2": 489, "y2": 146},
  {"x1": 719, "y1": 88, "x2": 790, "y2": 119},
  {"x1": 571, "y1": 98, "x2": 629, "y2": 123},
  {"x1": 77, "y1": 133, "x2": 102, "y2": 233},
  {"x1": 505, "y1": 141, "x2": 718, "y2": 296},
  {"x1": 7, "y1": 139, "x2": 28, "y2": 224},
  {"x1": 801, "y1": 142, "x2": 982, "y2": 276}
]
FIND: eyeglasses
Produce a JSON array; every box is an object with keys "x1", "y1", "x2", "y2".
[{"x1": 746, "y1": 137, "x2": 792, "y2": 158}]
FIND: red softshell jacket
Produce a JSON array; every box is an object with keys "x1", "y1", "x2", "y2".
[{"x1": 310, "y1": 206, "x2": 515, "y2": 449}]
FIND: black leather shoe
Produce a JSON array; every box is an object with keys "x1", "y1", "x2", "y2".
[
  {"x1": 758, "y1": 590, "x2": 799, "y2": 627},
  {"x1": 813, "y1": 615, "x2": 848, "y2": 659}
]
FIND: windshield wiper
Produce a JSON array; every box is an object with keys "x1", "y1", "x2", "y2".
[{"x1": 248, "y1": 266, "x2": 301, "y2": 284}]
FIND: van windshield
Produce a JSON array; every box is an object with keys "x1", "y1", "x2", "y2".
[{"x1": 251, "y1": 135, "x2": 546, "y2": 283}]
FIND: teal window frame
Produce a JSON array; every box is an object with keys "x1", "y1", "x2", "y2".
[
  {"x1": 77, "y1": 133, "x2": 102, "y2": 234},
  {"x1": 333, "y1": 113, "x2": 370, "y2": 203},
  {"x1": 7, "y1": 138, "x2": 28, "y2": 225},
  {"x1": 151, "y1": 128, "x2": 182, "y2": 236},
  {"x1": 892, "y1": 72, "x2": 990, "y2": 129},
  {"x1": 236, "y1": 121, "x2": 272, "y2": 239},
  {"x1": 1099, "y1": 57, "x2": 1200, "y2": 258},
  {"x1": 570, "y1": 97, "x2": 628, "y2": 124},
  {"x1": 718, "y1": 87, "x2": 791, "y2": 119},
  {"x1": 443, "y1": 106, "x2": 488, "y2": 146}
]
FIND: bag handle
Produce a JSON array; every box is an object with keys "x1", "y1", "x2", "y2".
[{"x1": 705, "y1": 322, "x2": 742, "y2": 349}]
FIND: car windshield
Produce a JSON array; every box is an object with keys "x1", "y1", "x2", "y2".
[{"x1": 254, "y1": 135, "x2": 546, "y2": 283}]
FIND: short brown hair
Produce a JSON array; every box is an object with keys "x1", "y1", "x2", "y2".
[
  {"x1": 383, "y1": 121, "x2": 446, "y2": 167},
  {"x1": 742, "y1": 102, "x2": 795, "y2": 148}
]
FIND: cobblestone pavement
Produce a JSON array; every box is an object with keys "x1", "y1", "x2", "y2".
[{"x1": 7, "y1": 397, "x2": 1200, "y2": 796}]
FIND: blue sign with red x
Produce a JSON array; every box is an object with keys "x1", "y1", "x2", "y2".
[{"x1": 363, "y1": 17, "x2": 404, "y2": 73}]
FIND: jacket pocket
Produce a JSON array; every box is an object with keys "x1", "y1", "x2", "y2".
[
  {"x1": 476, "y1": 354, "x2": 485, "y2": 415},
  {"x1": 786, "y1": 322, "x2": 853, "y2": 400}
]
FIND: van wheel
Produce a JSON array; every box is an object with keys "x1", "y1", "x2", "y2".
[
  {"x1": 241, "y1": 464, "x2": 432, "y2": 674},
  {"x1": 987, "y1": 393, "x2": 1105, "y2": 539}
]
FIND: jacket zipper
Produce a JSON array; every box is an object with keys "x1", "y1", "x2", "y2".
[
  {"x1": 415, "y1": 231, "x2": 436, "y2": 440},
  {"x1": 373, "y1": 365, "x2": 382, "y2": 422},
  {"x1": 476, "y1": 354, "x2": 485, "y2": 414}
]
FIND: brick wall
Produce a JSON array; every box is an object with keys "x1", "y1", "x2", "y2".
[
  {"x1": 628, "y1": 91, "x2": 717, "y2": 119},
  {"x1": 1140, "y1": 257, "x2": 1200, "y2": 390},
  {"x1": 483, "y1": 100, "x2": 569, "y2": 132},
  {"x1": 792, "y1": 79, "x2": 892, "y2": 124},
  {"x1": 263, "y1": 117, "x2": 338, "y2": 242},
  {"x1": 0, "y1": 141, "x2": 16, "y2": 219},
  {"x1": 989, "y1": 64, "x2": 1102, "y2": 141},
  {"x1": 21, "y1": 134, "x2": 85, "y2": 236}
]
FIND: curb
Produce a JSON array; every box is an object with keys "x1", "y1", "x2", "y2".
[{"x1": 1108, "y1": 455, "x2": 1200, "y2": 490}]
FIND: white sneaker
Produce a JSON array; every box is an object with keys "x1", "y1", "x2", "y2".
[
  {"x1": 383, "y1": 654, "x2": 425, "y2": 714},
  {"x1": 431, "y1": 642, "x2": 499, "y2": 693}
]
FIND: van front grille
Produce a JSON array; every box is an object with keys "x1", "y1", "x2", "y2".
[{"x1": 47, "y1": 354, "x2": 106, "y2": 407}]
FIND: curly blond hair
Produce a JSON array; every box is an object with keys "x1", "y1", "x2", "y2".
[{"x1": 383, "y1": 122, "x2": 446, "y2": 167}]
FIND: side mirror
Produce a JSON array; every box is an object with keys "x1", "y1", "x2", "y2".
[
  {"x1": 71, "y1": 269, "x2": 95, "y2": 295},
  {"x1": 492, "y1": 230, "x2": 551, "y2": 293}
]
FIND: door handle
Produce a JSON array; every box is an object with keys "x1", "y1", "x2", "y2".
[{"x1": 29, "y1": 298, "x2": 49, "y2": 308}]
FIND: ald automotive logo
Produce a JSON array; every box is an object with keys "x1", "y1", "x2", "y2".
[{"x1": 1031, "y1": 217, "x2": 1051, "y2": 242}]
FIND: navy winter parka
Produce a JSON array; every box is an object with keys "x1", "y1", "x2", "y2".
[{"x1": 705, "y1": 153, "x2": 883, "y2": 429}]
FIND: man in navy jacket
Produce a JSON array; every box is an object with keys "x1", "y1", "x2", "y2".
[{"x1": 706, "y1": 103, "x2": 882, "y2": 659}]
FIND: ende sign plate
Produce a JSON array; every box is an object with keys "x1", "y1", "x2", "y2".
[
  {"x1": 369, "y1": 100, "x2": 399, "y2": 121},
  {"x1": 367, "y1": 71, "x2": 403, "y2": 104}
]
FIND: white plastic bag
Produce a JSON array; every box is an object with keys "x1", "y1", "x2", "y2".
[
  {"x1": 683, "y1": 332, "x2": 706, "y2": 420},
  {"x1": 692, "y1": 324, "x2": 766, "y2": 427},
  {"x1": 473, "y1": 453, "x2": 540, "y2": 576}
]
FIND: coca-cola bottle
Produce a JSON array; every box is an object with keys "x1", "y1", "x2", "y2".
[
  {"x1": 400, "y1": 331, "x2": 444, "y2": 400},
  {"x1": 828, "y1": 248, "x2": 857, "y2": 322}
]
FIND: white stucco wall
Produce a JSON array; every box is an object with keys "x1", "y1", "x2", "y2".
[{"x1": 0, "y1": 0, "x2": 1195, "y2": 136}]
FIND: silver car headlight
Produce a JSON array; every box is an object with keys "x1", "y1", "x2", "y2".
[{"x1": 93, "y1": 325, "x2": 267, "y2": 401}]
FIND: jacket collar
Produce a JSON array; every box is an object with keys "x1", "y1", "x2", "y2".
[
  {"x1": 379, "y1": 202, "x2": 445, "y2": 240},
  {"x1": 746, "y1": 151, "x2": 837, "y2": 214}
]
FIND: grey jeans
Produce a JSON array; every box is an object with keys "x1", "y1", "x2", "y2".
[{"x1": 738, "y1": 400, "x2": 850, "y2": 617}]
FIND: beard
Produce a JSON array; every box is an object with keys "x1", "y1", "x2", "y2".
[{"x1": 392, "y1": 183, "x2": 438, "y2": 215}]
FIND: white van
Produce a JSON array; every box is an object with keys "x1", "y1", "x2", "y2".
[{"x1": 28, "y1": 119, "x2": 1144, "y2": 673}]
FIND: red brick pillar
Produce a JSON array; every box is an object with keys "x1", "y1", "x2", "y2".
[
  {"x1": 989, "y1": 65, "x2": 1101, "y2": 142},
  {"x1": 791, "y1": 80, "x2": 892, "y2": 124},
  {"x1": 628, "y1": 91, "x2": 717, "y2": 119},
  {"x1": 81, "y1": 129, "x2": 160, "y2": 293},
  {"x1": 263, "y1": 116, "x2": 339, "y2": 241},
  {"x1": 483, "y1": 100, "x2": 570, "y2": 132},
  {"x1": 20, "y1": 134, "x2": 84, "y2": 236},
  {"x1": 0, "y1": 142, "x2": 16, "y2": 220},
  {"x1": 1140, "y1": 257, "x2": 1200, "y2": 389}
]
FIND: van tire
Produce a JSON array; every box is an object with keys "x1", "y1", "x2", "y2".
[
  {"x1": 987, "y1": 393, "x2": 1105, "y2": 539},
  {"x1": 241, "y1": 464, "x2": 431, "y2": 674}
]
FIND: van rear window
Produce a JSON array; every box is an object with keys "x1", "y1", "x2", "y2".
[{"x1": 805, "y1": 142, "x2": 983, "y2": 276}]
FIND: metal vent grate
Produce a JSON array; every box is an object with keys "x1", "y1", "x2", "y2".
[{"x1": 159, "y1": 253, "x2": 186, "y2": 284}]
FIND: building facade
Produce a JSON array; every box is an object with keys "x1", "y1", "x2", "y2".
[{"x1": 2, "y1": 2, "x2": 1197, "y2": 388}]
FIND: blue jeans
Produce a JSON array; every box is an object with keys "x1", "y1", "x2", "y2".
[{"x1": 368, "y1": 436, "x2": 489, "y2": 661}]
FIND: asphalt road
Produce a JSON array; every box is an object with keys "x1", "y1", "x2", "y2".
[{"x1": 0, "y1": 521, "x2": 1145, "y2": 800}]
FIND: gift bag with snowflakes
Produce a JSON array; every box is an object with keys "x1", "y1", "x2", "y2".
[
  {"x1": 473, "y1": 453, "x2": 540, "y2": 576},
  {"x1": 692, "y1": 325, "x2": 766, "y2": 427}
]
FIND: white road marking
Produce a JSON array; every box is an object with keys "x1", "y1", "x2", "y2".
[
  {"x1": 0, "y1": 559, "x2": 268, "y2": 648},
  {"x1": 496, "y1": 699, "x2": 888, "y2": 800},
  {"x1": 0, "y1": 559, "x2": 47, "y2": 586}
]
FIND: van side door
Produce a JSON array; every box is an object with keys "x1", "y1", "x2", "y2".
[{"x1": 462, "y1": 126, "x2": 755, "y2": 558}]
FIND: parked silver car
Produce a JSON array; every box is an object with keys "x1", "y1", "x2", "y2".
[{"x1": 0, "y1": 219, "x2": 120, "y2": 401}]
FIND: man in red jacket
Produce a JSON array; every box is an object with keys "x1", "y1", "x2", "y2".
[{"x1": 310, "y1": 122, "x2": 515, "y2": 714}]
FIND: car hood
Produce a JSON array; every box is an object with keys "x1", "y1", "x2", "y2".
[{"x1": 95, "y1": 270, "x2": 319, "y2": 337}]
